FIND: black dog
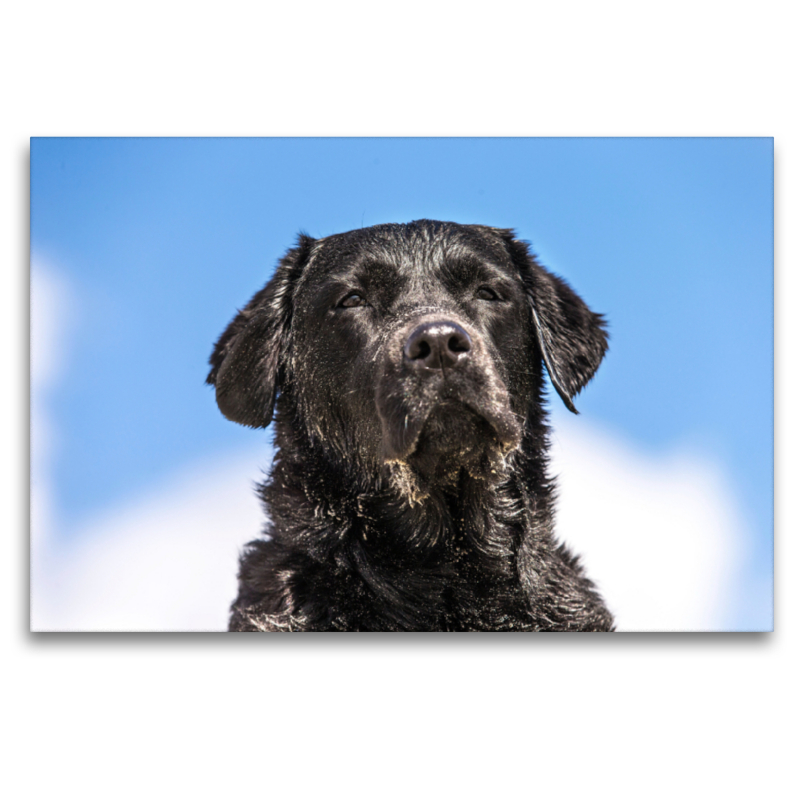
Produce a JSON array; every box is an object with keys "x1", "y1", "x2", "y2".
[{"x1": 208, "y1": 220, "x2": 613, "y2": 631}]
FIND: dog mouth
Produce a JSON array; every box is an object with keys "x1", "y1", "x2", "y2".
[{"x1": 379, "y1": 394, "x2": 522, "y2": 466}]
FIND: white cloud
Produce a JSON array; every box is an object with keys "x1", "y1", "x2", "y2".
[
  {"x1": 549, "y1": 410, "x2": 747, "y2": 631},
  {"x1": 31, "y1": 259, "x2": 74, "y2": 391},
  {"x1": 29, "y1": 260, "x2": 269, "y2": 632},
  {"x1": 32, "y1": 450, "x2": 268, "y2": 631},
  {"x1": 31, "y1": 261, "x2": 73, "y2": 590}
]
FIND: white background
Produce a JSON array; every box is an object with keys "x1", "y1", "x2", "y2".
[{"x1": 5, "y1": 2, "x2": 794, "y2": 798}]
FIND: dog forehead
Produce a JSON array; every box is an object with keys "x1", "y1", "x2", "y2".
[{"x1": 305, "y1": 220, "x2": 511, "y2": 284}]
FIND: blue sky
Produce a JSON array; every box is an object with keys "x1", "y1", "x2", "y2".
[{"x1": 30, "y1": 137, "x2": 773, "y2": 630}]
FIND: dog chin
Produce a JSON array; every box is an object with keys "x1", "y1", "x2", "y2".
[{"x1": 382, "y1": 401, "x2": 521, "y2": 488}]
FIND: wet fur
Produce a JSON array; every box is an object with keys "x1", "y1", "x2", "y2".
[{"x1": 208, "y1": 220, "x2": 613, "y2": 631}]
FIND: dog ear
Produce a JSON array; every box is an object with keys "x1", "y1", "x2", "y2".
[
  {"x1": 501, "y1": 232, "x2": 608, "y2": 414},
  {"x1": 206, "y1": 234, "x2": 315, "y2": 427}
]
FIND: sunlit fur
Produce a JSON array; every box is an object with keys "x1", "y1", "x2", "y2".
[{"x1": 208, "y1": 220, "x2": 613, "y2": 631}]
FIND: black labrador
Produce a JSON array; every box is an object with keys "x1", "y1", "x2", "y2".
[{"x1": 208, "y1": 220, "x2": 613, "y2": 631}]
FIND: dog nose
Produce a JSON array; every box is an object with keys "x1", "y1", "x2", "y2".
[{"x1": 403, "y1": 321, "x2": 472, "y2": 369}]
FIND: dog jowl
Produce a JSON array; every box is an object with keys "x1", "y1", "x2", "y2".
[{"x1": 208, "y1": 220, "x2": 614, "y2": 631}]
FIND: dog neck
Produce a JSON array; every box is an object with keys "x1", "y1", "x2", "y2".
[{"x1": 246, "y1": 413, "x2": 555, "y2": 631}]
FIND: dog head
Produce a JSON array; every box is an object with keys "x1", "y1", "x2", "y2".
[{"x1": 208, "y1": 220, "x2": 607, "y2": 488}]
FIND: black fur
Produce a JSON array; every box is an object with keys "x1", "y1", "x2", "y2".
[{"x1": 208, "y1": 220, "x2": 613, "y2": 631}]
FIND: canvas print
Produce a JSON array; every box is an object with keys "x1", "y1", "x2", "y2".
[{"x1": 30, "y1": 137, "x2": 773, "y2": 632}]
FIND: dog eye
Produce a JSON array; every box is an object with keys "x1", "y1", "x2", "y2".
[
  {"x1": 476, "y1": 286, "x2": 500, "y2": 301},
  {"x1": 339, "y1": 292, "x2": 368, "y2": 308}
]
